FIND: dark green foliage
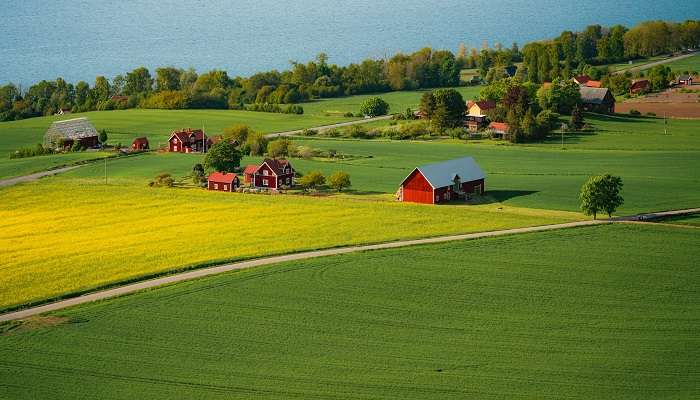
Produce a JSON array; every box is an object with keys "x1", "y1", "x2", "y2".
[
  {"x1": 98, "y1": 129, "x2": 108, "y2": 145},
  {"x1": 192, "y1": 163, "x2": 206, "y2": 186},
  {"x1": 428, "y1": 89, "x2": 464, "y2": 130},
  {"x1": 570, "y1": 104, "x2": 584, "y2": 130},
  {"x1": 9, "y1": 143, "x2": 54, "y2": 159},
  {"x1": 203, "y1": 142, "x2": 243, "y2": 173},
  {"x1": 359, "y1": 97, "x2": 389, "y2": 117},
  {"x1": 580, "y1": 174, "x2": 624, "y2": 219}
]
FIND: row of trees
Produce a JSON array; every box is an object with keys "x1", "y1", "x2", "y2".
[
  {"x1": 521, "y1": 20, "x2": 700, "y2": 83},
  {"x1": 0, "y1": 48, "x2": 460, "y2": 122}
]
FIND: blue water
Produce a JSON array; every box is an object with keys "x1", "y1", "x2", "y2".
[{"x1": 1, "y1": 0, "x2": 696, "y2": 85}]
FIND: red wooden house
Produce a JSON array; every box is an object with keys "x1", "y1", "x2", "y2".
[
  {"x1": 243, "y1": 165, "x2": 258, "y2": 184},
  {"x1": 207, "y1": 171, "x2": 240, "y2": 192},
  {"x1": 249, "y1": 159, "x2": 295, "y2": 189},
  {"x1": 131, "y1": 137, "x2": 149, "y2": 150},
  {"x1": 398, "y1": 157, "x2": 485, "y2": 204},
  {"x1": 169, "y1": 128, "x2": 210, "y2": 153}
]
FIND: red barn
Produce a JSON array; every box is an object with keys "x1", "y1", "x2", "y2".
[
  {"x1": 169, "y1": 128, "x2": 210, "y2": 153},
  {"x1": 250, "y1": 159, "x2": 295, "y2": 189},
  {"x1": 207, "y1": 172, "x2": 240, "y2": 192},
  {"x1": 398, "y1": 157, "x2": 485, "y2": 204},
  {"x1": 131, "y1": 137, "x2": 149, "y2": 150}
]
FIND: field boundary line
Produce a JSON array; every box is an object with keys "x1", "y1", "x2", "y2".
[{"x1": 1, "y1": 208, "x2": 698, "y2": 322}]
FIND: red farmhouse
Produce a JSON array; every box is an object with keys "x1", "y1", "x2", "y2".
[
  {"x1": 243, "y1": 164, "x2": 258, "y2": 184},
  {"x1": 131, "y1": 137, "x2": 149, "y2": 150},
  {"x1": 249, "y1": 159, "x2": 295, "y2": 189},
  {"x1": 169, "y1": 128, "x2": 210, "y2": 153},
  {"x1": 207, "y1": 171, "x2": 240, "y2": 192},
  {"x1": 398, "y1": 157, "x2": 485, "y2": 204}
]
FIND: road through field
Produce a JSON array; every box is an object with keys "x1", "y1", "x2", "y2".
[
  {"x1": 0, "y1": 165, "x2": 84, "y2": 188},
  {"x1": 614, "y1": 51, "x2": 698, "y2": 74},
  {"x1": 2, "y1": 207, "x2": 698, "y2": 322},
  {"x1": 264, "y1": 115, "x2": 392, "y2": 138}
]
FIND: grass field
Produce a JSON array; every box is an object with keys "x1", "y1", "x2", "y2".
[
  {"x1": 640, "y1": 53, "x2": 700, "y2": 72},
  {"x1": 0, "y1": 179, "x2": 576, "y2": 310},
  {"x1": 0, "y1": 87, "x2": 481, "y2": 179},
  {"x1": 1, "y1": 223, "x2": 698, "y2": 399},
  {"x1": 658, "y1": 213, "x2": 700, "y2": 226}
]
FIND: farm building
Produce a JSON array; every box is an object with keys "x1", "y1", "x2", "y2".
[
  {"x1": 488, "y1": 122, "x2": 510, "y2": 140},
  {"x1": 573, "y1": 75, "x2": 591, "y2": 85},
  {"x1": 44, "y1": 117, "x2": 99, "y2": 149},
  {"x1": 580, "y1": 87, "x2": 615, "y2": 114},
  {"x1": 678, "y1": 75, "x2": 693, "y2": 86},
  {"x1": 243, "y1": 165, "x2": 258, "y2": 184},
  {"x1": 169, "y1": 128, "x2": 211, "y2": 153},
  {"x1": 131, "y1": 137, "x2": 149, "y2": 150},
  {"x1": 398, "y1": 157, "x2": 485, "y2": 205},
  {"x1": 465, "y1": 100, "x2": 496, "y2": 132},
  {"x1": 207, "y1": 172, "x2": 240, "y2": 192},
  {"x1": 584, "y1": 80, "x2": 602, "y2": 88},
  {"x1": 249, "y1": 159, "x2": 295, "y2": 189},
  {"x1": 630, "y1": 79, "x2": 650, "y2": 95}
]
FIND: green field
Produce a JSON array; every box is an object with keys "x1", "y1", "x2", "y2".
[
  {"x1": 0, "y1": 179, "x2": 576, "y2": 310},
  {"x1": 0, "y1": 87, "x2": 481, "y2": 179},
  {"x1": 640, "y1": 53, "x2": 700, "y2": 72},
  {"x1": 1, "y1": 223, "x2": 697, "y2": 399},
  {"x1": 658, "y1": 213, "x2": 700, "y2": 226}
]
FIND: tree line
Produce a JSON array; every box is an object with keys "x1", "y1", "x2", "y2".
[{"x1": 0, "y1": 48, "x2": 460, "y2": 122}]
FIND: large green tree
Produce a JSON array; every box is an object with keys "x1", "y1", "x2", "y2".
[
  {"x1": 359, "y1": 97, "x2": 390, "y2": 117},
  {"x1": 580, "y1": 174, "x2": 624, "y2": 219},
  {"x1": 431, "y1": 88, "x2": 465, "y2": 130},
  {"x1": 203, "y1": 142, "x2": 242, "y2": 173}
]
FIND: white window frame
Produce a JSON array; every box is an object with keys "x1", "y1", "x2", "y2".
[
  {"x1": 263, "y1": 170, "x2": 269, "y2": 176},
  {"x1": 263, "y1": 179, "x2": 269, "y2": 187},
  {"x1": 214, "y1": 183, "x2": 219, "y2": 190}
]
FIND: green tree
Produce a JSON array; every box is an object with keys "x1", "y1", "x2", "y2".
[
  {"x1": 155, "y1": 67, "x2": 183, "y2": 92},
  {"x1": 192, "y1": 163, "x2": 206, "y2": 186},
  {"x1": 580, "y1": 174, "x2": 624, "y2": 219},
  {"x1": 298, "y1": 171, "x2": 326, "y2": 191},
  {"x1": 419, "y1": 92, "x2": 436, "y2": 119},
  {"x1": 245, "y1": 132, "x2": 268, "y2": 156},
  {"x1": 71, "y1": 140, "x2": 84, "y2": 152},
  {"x1": 327, "y1": 171, "x2": 351, "y2": 192},
  {"x1": 267, "y1": 138, "x2": 294, "y2": 158},
  {"x1": 203, "y1": 141, "x2": 242, "y2": 173},
  {"x1": 93, "y1": 76, "x2": 111, "y2": 101},
  {"x1": 124, "y1": 67, "x2": 153, "y2": 95},
  {"x1": 222, "y1": 124, "x2": 252, "y2": 145},
  {"x1": 538, "y1": 78, "x2": 581, "y2": 114},
  {"x1": 98, "y1": 129, "x2": 108, "y2": 146},
  {"x1": 359, "y1": 97, "x2": 390, "y2": 117},
  {"x1": 431, "y1": 88, "x2": 465, "y2": 130},
  {"x1": 570, "y1": 104, "x2": 584, "y2": 130}
]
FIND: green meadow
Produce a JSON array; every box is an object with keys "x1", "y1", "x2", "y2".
[
  {"x1": 640, "y1": 53, "x2": 700, "y2": 72},
  {"x1": 1, "y1": 223, "x2": 697, "y2": 399}
]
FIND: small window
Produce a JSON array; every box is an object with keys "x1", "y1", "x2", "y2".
[
  {"x1": 263, "y1": 179, "x2": 268, "y2": 187},
  {"x1": 223, "y1": 185, "x2": 228, "y2": 191},
  {"x1": 435, "y1": 195, "x2": 439, "y2": 202},
  {"x1": 214, "y1": 183, "x2": 219, "y2": 189},
  {"x1": 263, "y1": 170, "x2": 269, "y2": 176}
]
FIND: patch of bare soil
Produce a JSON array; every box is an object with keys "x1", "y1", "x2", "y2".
[
  {"x1": 616, "y1": 102, "x2": 700, "y2": 118},
  {"x1": 0, "y1": 316, "x2": 72, "y2": 336}
]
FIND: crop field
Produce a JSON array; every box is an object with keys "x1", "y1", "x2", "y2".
[
  {"x1": 0, "y1": 179, "x2": 576, "y2": 310},
  {"x1": 1, "y1": 223, "x2": 698, "y2": 399}
]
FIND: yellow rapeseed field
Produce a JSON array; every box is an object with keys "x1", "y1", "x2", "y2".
[{"x1": 0, "y1": 181, "x2": 580, "y2": 310}]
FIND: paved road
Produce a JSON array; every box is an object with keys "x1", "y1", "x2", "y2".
[
  {"x1": 613, "y1": 52, "x2": 697, "y2": 75},
  {"x1": 0, "y1": 165, "x2": 84, "y2": 188},
  {"x1": 264, "y1": 115, "x2": 393, "y2": 138}
]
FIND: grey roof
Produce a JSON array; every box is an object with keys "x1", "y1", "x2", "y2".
[
  {"x1": 678, "y1": 74, "x2": 693, "y2": 81},
  {"x1": 405, "y1": 157, "x2": 485, "y2": 189},
  {"x1": 45, "y1": 117, "x2": 98, "y2": 141},
  {"x1": 579, "y1": 87, "x2": 611, "y2": 105}
]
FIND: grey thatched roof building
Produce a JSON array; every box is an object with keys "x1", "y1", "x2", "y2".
[{"x1": 44, "y1": 117, "x2": 99, "y2": 148}]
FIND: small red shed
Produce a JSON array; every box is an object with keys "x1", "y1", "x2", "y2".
[
  {"x1": 131, "y1": 137, "x2": 149, "y2": 150},
  {"x1": 243, "y1": 165, "x2": 258, "y2": 184},
  {"x1": 630, "y1": 79, "x2": 650, "y2": 95},
  {"x1": 398, "y1": 157, "x2": 485, "y2": 204},
  {"x1": 207, "y1": 172, "x2": 240, "y2": 192}
]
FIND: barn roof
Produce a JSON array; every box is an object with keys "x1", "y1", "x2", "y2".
[
  {"x1": 208, "y1": 171, "x2": 238, "y2": 184},
  {"x1": 243, "y1": 165, "x2": 258, "y2": 174},
  {"x1": 404, "y1": 157, "x2": 485, "y2": 189},
  {"x1": 678, "y1": 74, "x2": 693, "y2": 81},
  {"x1": 44, "y1": 117, "x2": 98, "y2": 140},
  {"x1": 488, "y1": 122, "x2": 509, "y2": 133},
  {"x1": 261, "y1": 158, "x2": 294, "y2": 175},
  {"x1": 580, "y1": 87, "x2": 612, "y2": 105}
]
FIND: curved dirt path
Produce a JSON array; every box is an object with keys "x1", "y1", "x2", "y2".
[
  {"x1": 0, "y1": 209, "x2": 697, "y2": 323},
  {"x1": 0, "y1": 165, "x2": 84, "y2": 188}
]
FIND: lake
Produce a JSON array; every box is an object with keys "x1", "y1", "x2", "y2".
[{"x1": 1, "y1": 0, "x2": 694, "y2": 85}]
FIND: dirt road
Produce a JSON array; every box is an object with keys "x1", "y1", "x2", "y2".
[
  {"x1": 264, "y1": 115, "x2": 393, "y2": 138},
  {"x1": 0, "y1": 165, "x2": 84, "y2": 188},
  {"x1": 614, "y1": 52, "x2": 697, "y2": 75},
  {"x1": 2, "y1": 207, "x2": 698, "y2": 322}
]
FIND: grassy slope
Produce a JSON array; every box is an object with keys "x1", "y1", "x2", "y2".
[
  {"x1": 0, "y1": 179, "x2": 576, "y2": 310},
  {"x1": 1, "y1": 223, "x2": 698, "y2": 399},
  {"x1": 640, "y1": 53, "x2": 700, "y2": 72},
  {"x1": 659, "y1": 213, "x2": 700, "y2": 226}
]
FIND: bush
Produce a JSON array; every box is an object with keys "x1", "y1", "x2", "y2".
[
  {"x1": 267, "y1": 138, "x2": 294, "y2": 158},
  {"x1": 343, "y1": 112, "x2": 354, "y2": 117},
  {"x1": 71, "y1": 141, "x2": 84, "y2": 152},
  {"x1": 298, "y1": 171, "x2": 326, "y2": 191},
  {"x1": 629, "y1": 109, "x2": 641, "y2": 116},
  {"x1": 300, "y1": 128, "x2": 318, "y2": 136},
  {"x1": 646, "y1": 112, "x2": 657, "y2": 117},
  {"x1": 328, "y1": 171, "x2": 351, "y2": 192},
  {"x1": 244, "y1": 103, "x2": 304, "y2": 115},
  {"x1": 359, "y1": 97, "x2": 390, "y2": 117},
  {"x1": 150, "y1": 173, "x2": 174, "y2": 187},
  {"x1": 9, "y1": 144, "x2": 54, "y2": 159}
]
